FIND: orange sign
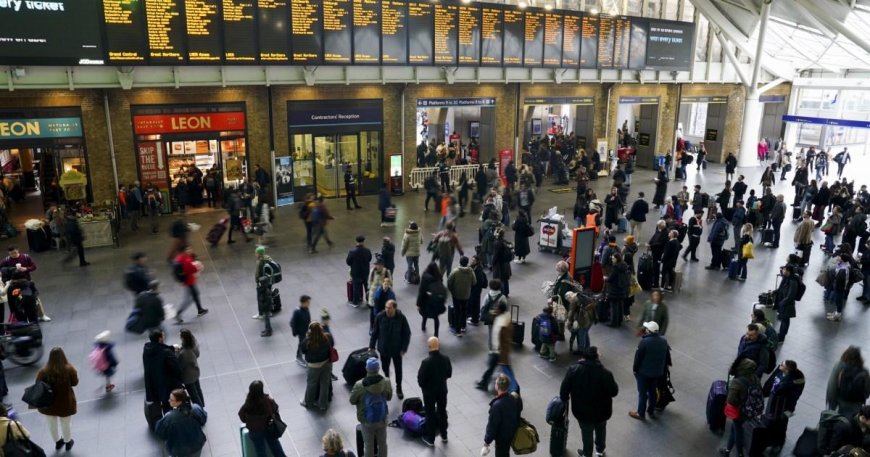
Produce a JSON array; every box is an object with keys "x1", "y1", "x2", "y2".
[{"x1": 133, "y1": 112, "x2": 246, "y2": 134}]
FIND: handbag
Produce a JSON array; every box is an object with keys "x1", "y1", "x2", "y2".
[
  {"x1": 329, "y1": 346, "x2": 339, "y2": 363},
  {"x1": 3, "y1": 421, "x2": 46, "y2": 457},
  {"x1": 267, "y1": 412, "x2": 287, "y2": 438},
  {"x1": 742, "y1": 242, "x2": 755, "y2": 259},
  {"x1": 628, "y1": 274, "x2": 642, "y2": 297},
  {"x1": 21, "y1": 379, "x2": 53, "y2": 409}
]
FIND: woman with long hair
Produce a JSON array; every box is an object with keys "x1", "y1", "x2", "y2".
[
  {"x1": 239, "y1": 380, "x2": 287, "y2": 457},
  {"x1": 735, "y1": 223, "x2": 754, "y2": 281},
  {"x1": 300, "y1": 322, "x2": 335, "y2": 411},
  {"x1": 37, "y1": 347, "x2": 78, "y2": 451},
  {"x1": 826, "y1": 346, "x2": 870, "y2": 417},
  {"x1": 178, "y1": 328, "x2": 204, "y2": 407},
  {"x1": 417, "y1": 262, "x2": 446, "y2": 336}
]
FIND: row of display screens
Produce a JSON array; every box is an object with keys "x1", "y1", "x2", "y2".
[{"x1": 0, "y1": 0, "x2": 694, "y2": 70}]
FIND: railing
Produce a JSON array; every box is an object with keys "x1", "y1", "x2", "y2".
[{"x1": 408, "y1": 163, "x2": 499, "y2": 190}]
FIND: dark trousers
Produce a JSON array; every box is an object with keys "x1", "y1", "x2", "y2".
[
  {"x1": 421, "y1": 315, "x2": 441, "y2": 337},
  {"x1": 304, "y1": 222, "x2": 313, "y2": 248},
  {"x1": 479, "y1": 352, "x2": 500, "y2": 387},
  {"x1": 184, "y1": 380, "x2": 205, "y2": 407},
  {"x1": 578, "y1": 421, "x2": 607, "y2": 457},
  {"x1": 710, "y1": 242, "x2": 724, "y2": 268},
  {"x1": 425, "y1": 192, "x2": 438, "y2": 211},
  {"x1": 205, "y1": 188, "x2": 216, "y2": 207},
  {"x1": 63, "y1": 241, "x2": 86, "y2": 266},
  {"x1": 257, "y1": 286, "x2": 273, "y2": 333},
  {"x1": 440, "y1": 174, "x2": 451, "y2": 192},
  {"x1": 346, "y1": 190, "x2": 360, "y2": 209},
  {"x1": 228, "y1": 216, "x2": 249, "y2": 242},
  {"x1": 468, "y1": 288, "x2": 482, "y2": 324},
  {"x1": 352, "y1": 278, "x2": 368, "y2": 305},
  {"x1": 311, "y1": 225, "x2": 332, "y2": 250},
  {"x1": 772, "y1": 220, "x2": 783, "y2": 247},
  {"x1": 451, "y1": 298, "x2": 468, "y2": 332},
  {"x1": 684, "y1": 238, "x2": 700, "y2": 260},
  {"x1": 248, "y1": 429, "x2": 287, "y2": 457},
  {"x1": 423, "y1": 390, "x2": 448, "y2": 441},
  {"x1": 660, "y1": 263, "x2": 676, "y2": 288},
  {"x1": 651, "y1": 250, "x2": 663, "y2": 283},
  {"x1": 380, "y1": 351, "x2": 403, "y2": 387},
  {"x1": 494, "y1": 439, "x2": 511, "y2": 457},
  {"x1": 635, "y1": 374, "x2": 657, "y2": 418},
  {"x1": 778, "y1": 315, "x2": 791, "y2": 342},
  {"x1": 797, "y1": 243, "x2": 812, "y2": 266}
]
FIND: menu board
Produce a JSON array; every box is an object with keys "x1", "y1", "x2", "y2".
[
  {"x1": 561, "y1": 13, "x2": 581, "y2": 67},
  {"x1": 523, "y1": 11, "x2": 543, "y2": 66},
  {"x1": 480, "y1": 6, "x2": 503, "y2": 66},
  {"x1": 503, "y1": 9, "x2": 523, "y2": 66},
  {"x1": 258, "y1": 0, "x2": 290, "y2": 62},
  {"x1": 613, "y1": 16, "x2": 631, "y2": 69},
  {"x1": 185, "y1": 0, "x2": 221, "y2": 62},
  {"x1": 0, "y1": 0, "x2": 104, "y2": 65},
  {"x1": 103, "y1": 0, "x2": 149, "y2": 63},
  {"x1": 543, "y1": 13, "x2": 562, "y2": 67},
  {"x1": 579, "y1": 14, "x2": 598, "y2": 68},
  {"x1": 646, "y1": 20, "x2": 694, "y2": 70},
  {"x1": 457, "y1": 5, "x2": 480, "y2": 65},
  {"x1": 381, "y1": 0, "x2": 407, "y2": 64},
  {"x1": 407, "y1": 2, "x2": 434, "y2": 65},
  {"x1": 145, "y1": 0, "x2": 187, "y2": 63},
  {"x1": 224, "y1": 0, "x2": 258, "y2": 62},
  {"x1": 596, "y1": 14, "x2": 615, "y2": 68},
  {"x1": 323, "y1": 0, "x2": 352, "y2": 63},
  {"x1": 291, "y1": 0, "x2": 323, "y2": 63},
  {"x1": 434, "y1": 4, "x2": 458, "y2": 65},
  {"x1": 353, "y1": 0, "x2": 380, "y2": 63},
  {"x1": 628, "y1": 19, "x2": 648, "y2": 70}
]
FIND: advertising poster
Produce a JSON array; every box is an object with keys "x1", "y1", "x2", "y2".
[
  {"x1": 137, "y1": 142, "x2": 169, "y2": 189},
  {"x1": 274, "y1": 156, "x2": 294, "y2": 207},
  {"x1": 499, "y1": 149, "x2": 513, "y2": 186}
]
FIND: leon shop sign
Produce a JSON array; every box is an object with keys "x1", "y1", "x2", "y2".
[
  {"x1": 133, "y1": 112, "x2": 246, "y2": 135},
  {"x1": 0, "y1": 117, "x2": 83, "y2": 140}
]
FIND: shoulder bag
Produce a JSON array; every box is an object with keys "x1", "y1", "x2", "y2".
[
  {"x1": 3, "y1": 421, "x2": 46, "y2": 457},
  {"x1": 267, "y1": 412, "x2": 287, "y2": 438}
]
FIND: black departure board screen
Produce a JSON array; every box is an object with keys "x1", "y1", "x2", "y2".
[
  {"x1": 480, "y1": 6, "x2": 502, "y2": 66},
  {"x1": 407, "y1": 2, "x2": 434, "y2": 65},
  {"x1": 543, "y1": 13, "x2": 562, "y2": 67},
  {"x1": 353, "y1": 0, "x2": 380, "y2": 63},
  {"x1": 145, "y1": 0, "x2": 187, "y2": 63},
  {"x1": 434, "y1": 4, "x2": 458, "y2": 65},
  {"x1": 503, "y1": 9, "x2": 523, "y2": 66},
  {"x1": 103, "y1": 0, "x2": 148, "y2": 63},
  {"x1": 596, "y1": 14, "x2": 614, "y2": 68},
  {"x1": 646, "y1": 20, "x2": 694, "y2": 70},
  {"x1": 291, "y1": 0, "x2": 322, "y2": 63},
  {"x1": 258, "y1": 0, "x2": 290, "y2": 62},
  {"x1": 523, "y1": 10, "x2": 543, "y2": 66},
  {"x1": 0, "y1": 0, "x2": 104, "y2": 65},
  {"x1": 561, "y1": 13, "x2": 580, "y2": 67},
  {"x1": 381, "y1": 0, "x2": 407, "y2": 64},
  {"x1": 223, "y1": 0, "x2": 258, "y2": 62},
  {"x1": 185, "y1": 0, "x2": 221, "y2": 62},
  {"x1": 579, "y1": 14, "x2": 598, "y2": 68},
  {"x1": 323, "y1": 0, "x2": 352, "y2": 63},
  {"x1": 613, "y1": 16, "x2": 631, "y2": 69},
  {"x1": 457, "y1": 5, "x2": 480, "y2": 65},
  {"x1": 628, "y1": 19, "x2": 647, "y2": 70}
]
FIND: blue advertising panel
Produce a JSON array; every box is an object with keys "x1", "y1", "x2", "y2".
[
  {"x1": 783, "y1": 115, "x2": 870, "y2": 129},
  {"x1": 287, "y1": 99, "x2": 384, "y2": 130},
  {"x1": 0, "y1": 117, "x2": 83, "y2": 140}
]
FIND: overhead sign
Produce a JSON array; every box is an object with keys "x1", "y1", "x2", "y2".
[
  {"x1": 524, "y1": 97, "x2": 594, "y2": 105},
  {"x1": 681, "y1": 96, "x2": 728, "y2": 104},
  {"x1": 783, "y1": 115, "x2": 870, "y2": 129},
  {"x1": 760, "y1": 95, "x2": 786, "y2": 103},
  {"x1": 132, "y1": 112, "x2": 246, "y2": 134},
  {"x1": 0, "y1": 117, "x2": 83, "y2": 140},
  {"x1": 288, "y1": 99, "x2": 383, "y2": 129},
  {"x1": 619, "y1": 96, "x2": 660, "y2": 104},
  {"x1": 417, "y1": 97, "x2": 496, "y2": 108}
]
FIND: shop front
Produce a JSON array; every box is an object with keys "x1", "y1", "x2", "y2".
[
  {"x1": 416, "y1": 97, "x2": 496, "y2": 165},
  {"x1": 131, "y1": 103, "x2": 248, "y2": 211},
  {"x1": 522, "y1": 96, "x2": 595, "y2": 150},
  {"x1": 0, "y1": 108, "x2": 91, "y2": 210},
  {"x1": 288, "y1": 99, "x2": 384, "y2": 200}
]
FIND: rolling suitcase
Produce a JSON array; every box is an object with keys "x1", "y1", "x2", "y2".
[
  {"x1": 596, "y1": 296, "x2": 610, "y2": 324},
  {"x1": 589, "y1": 260, "x2": 604, "y2": 293},
  {"x1": 728, "y1": 259, "x2": 740, "y2": 280},
  {"x1": 706, "y1": 380, "x2": 728, "y2": 433},
  {"x1": 382, "y1": 205, "x2": 397, "y2": 226},
  {"x1": 761, "y1": 228, "x2": 775, "y2": 246},
  {"x1": 342, "y1": 347, "x2": 377, "y2": 385},
  {"x1": 447, "y1": 304, "x2": 455, "y2": 330},
  {"x1": 271, "y1": 288, "x2": 282, "y2": 313},
  {"x1": 637, "y1": 252, "x2": 655, "y2": 290},
  {"x1": 672, "y1": 270, "x2": 683, "y2": 293},
  {"x1": 206, "y1": 218, "x2": 228, "y2": 246},
  {"x1": 745, "y1": 417, "x2": 772, "y2": 457},
  {"x1": 510, "y1": 304, "x2": 525, "y2": 346},
  {"x1": 357, "y1": 423, "x2": 379, "y2": 457},
  {"x1": 144, "y1": 401, "x2": 163, "y2": 432},
  {"x1": 792, "y1": 427, "x2": 819, "y2": 457},
  {"x1": 26, "y1": 227, "x2": 49, "y2": 252},
  {"x1": 549, "y1": 420, "x2": 569, "y2": 457},
  {"x1": 721, "y1": 249, "x2": 734, "y2": 270},
  {"x1": 347, "y1": 280, "x2": 354, "y2": 303},
  {"x1": 241, "y1": 425, "x2": 274, "y2": 457}
]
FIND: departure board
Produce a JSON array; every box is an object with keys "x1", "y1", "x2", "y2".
[
  {"x1": 407, "y1": 2, "x2": 434, "y2": 65},
  {"x1": 103, "y1": 0, "x2": 149, "y2": 63},
  {"x1": 561, "y1": 13, "x2": 581, "y2": 67},
  {"x1": 579, "y1": 14, "x2": 598, "y2": 68},
  {"x1": 523, "y1": 11, "x2": 544, "y2": 66},
  {"x1": 457, "y1": 5, "x2": 480, "y2": 65},
  {"x1": 646, "y1": 20, "x2": 694, "y2": 70},
  {"x1": 480, "y1": 6, "x2": 503, "y2": 66},
  {"x1": 613, "y1": 16, "x2": 631, "y2": 69},
  {"x1": 323, "y1": 0, "x2": 352, "y2": 63},
  {"x1": 503, "y1": 9, "x2": 523, "y2": 66},
  {"x1": 628, "y1": 19, "x2": 648, "y2": 70},
  {"x1": 0, "y1": 0, "x2": 103, "y2": 65},
  {"x1": 258, "y1": 0, "x2": 290, "y2": 62},
  {"x1": 145, "y1": 0, "x2": 187, "y2": 63},
  {"x1": 353, "y1": 0, "x2": 380, "y2": 63},
  {"x1": 543, "y1": 13, "x2": 562, "y2": 67},
  {"x1": 291, "y1": 0, "x2": 323, "y2": 63},
  {"x1": 596, "y1": 14, "x2": 615, "y2": 68},
  {"x1": 434, "y1": 4, "x2": 458, "y2": 65},
  {"x1": 185, "y1": 0, "x2": 222, "y2": 62},
  {"x1": 223, "y1": 0, "x2": 258, "y2": 62},
  {"x1": 381, "y1": 0, "x2": 407, "y2": 64}
]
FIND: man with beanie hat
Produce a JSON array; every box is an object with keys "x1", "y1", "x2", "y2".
[
  {"x1": 560, "y1": 347, "x2": 619, "y2": 457},
  {"x1": 629, "y1": 321, "x2": 671, "y2": 421},
  {"x1": 347, "y1": 235, "x2": 373, "y2": 307},
  {"x1": 253, "y1": 245, "x2": 276, "y2": 337},
  {"x1": 350, "y1": 357, "x2": 392, "y2": 457},
  {"x1": 417, "y1": 337, "x2": 453, "y2": 446}
]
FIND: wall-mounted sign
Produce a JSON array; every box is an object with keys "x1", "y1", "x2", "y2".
[
  {"x1": 681, "y1": 96, "x2": 728, "y2": 104},
  {"x1": 619, "y1": 96, "x2": 660, "y2": 104},
  {"x1": 532, "y1": 118, "x2": 543, "y2": 135},
  {"x1": 759, "y1": 95, "x2": 786, "y2": 103},
  {"x1": 524, "y1": 96, "x2": 594, "y2": 105},
  {"x1": 705, "y1": 129, "x2": 719, "y2": 142},
  {"x1": 137, "y1": 142, "x2": 169, "y2": 189},
  {"x1": 288, "y1": 99, "x2": 383, "y2": 129},
  {"x1": 274, "y1": 156, "x2": 294, "y2": 207},
  {"x1": 783, "y1": 115, "x2": 870, "y2": 129},
  {"x1": 638, "y1": 133, "x2": 651, "y2": 146},
  {"x1": 0, "y1": 117, "x2": 83, "y2": 140},
  {"x1": 133, "y1": 112, "x2": 246, "y2": 135},
  {"x1": 416, "y1": 97, "x2": 496, "y2": 108}
]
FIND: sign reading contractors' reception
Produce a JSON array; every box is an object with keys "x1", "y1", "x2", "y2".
[{"x1": 0, "y1": 117, "x2": 83, "y2": 140}]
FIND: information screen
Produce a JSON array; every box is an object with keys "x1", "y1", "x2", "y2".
[
  {"x1": 185, "y1": 0, "x2": 222, "y2": 63},
  {"x1": 407, "y1": 2, "x2": 434, "y2": 65},
  {"x1": 291, "y1": 0, "x2": 323, "y2": 63},
  {"x1": 543, "y1": 13, "x2": 562, "y2": 67},
  {"x1": 103, "y1": 0, "x2": 149, "y2": 63},
  {"x1": 503, "y1": 9, "x2": 523, "y2": 66},
  {"x1": 579, "y1": 14, "x2": 598, "y2": 68},
  {"x1": 433, "y1": 4, "x2": 458, "y2": 65},
  {"x1": 223, "y1": 0, "x2": 258, "y2": 62},
  {"x1": 613, "y1": 16, "x2": 631, "y2": 69},
  {"x1": 628, "y1": 19, "x2": 648, "y2": 70},
  {"x1": 646, "y1": 20, "x2": 694, "y2": 70},
  {"x1": 596, "y1": 14, "x2": 614, "y2": 68},
  {"x1": 523, "y1": 10, "x2": 544, "y2": 66},
  {"x1": 353, "y1": 0, "x2": 380, "y2": 63},
  {"x1": 145, "y1": 0, "x2": 187, "y2": 63},
  {"x1": 480, "y1": 6, "x2": 503, "y2": 66},
  {"x1": 0, "y1": 0, "x2": 104, "y2": 65},
  {"x1": 457, "y1": 5, "x2": 480, "y2": 65},
  {"x1": 381, "y1": 0, "x2": 407, "y2": 64},
  {"x1": 323, "y1": 0, "x2": 352, "y2": 63},
  {"x1": 561, "y1": 13, "x2": 580, "y2": 67},
  {"x1": 258, "y1": 0, "x2": 290, "y2": 62}
]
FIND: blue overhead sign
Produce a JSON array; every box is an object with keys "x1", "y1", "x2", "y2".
[
  {"x1": 417, "y1": 98, "x2": 496, "y2": 108},
  {"x1": 783, "y1": 115, "x2": 870, "y2": 129},
  {"x1": 287, "y1": 100, "x2": 383, "y2": 129}
]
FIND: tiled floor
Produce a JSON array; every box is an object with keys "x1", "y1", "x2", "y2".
[{"x1": 4, "y1": 156, "x2": 867, "y2": 457}]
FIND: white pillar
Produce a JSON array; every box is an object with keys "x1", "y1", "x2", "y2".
[{"x1": 738, "y1": 88, "x2": 763, "y2": 167}]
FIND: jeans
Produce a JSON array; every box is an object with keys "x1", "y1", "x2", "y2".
[
  {"x1": 423, "y1": 390, "x2": 448, "y2": 441},
  {"x1": 737, "y1": 258, "x2": 748, "y2": 280},
  {"x1": 578, "y1": 421, "x2": 607, "y2": 457},
  {"x1": 405, "y1": 256, "x2": 419, "y2": 279},
  {"x1": 571, "y1": 326, "x2": 591, "y2": 352},
  {"x1": 311, "y1": 225, "x2": 332, "y2": 250},
  {"x1": 359, "y1": 421, "x2": 387, "y2": 457},
  {"x1": 380, "y1": 351, "x2": 403, "y2": 388},
  {"x1": 825, "y1": 233, "x2": 835, "y2": 252},
  {"x1": 635, "y1": 373, "x2": 657, "y2": 417},
  {"x1": 177, "y1": 284, "x2": 203, "y2": 317},
  {"x1": 247, "y1": 429, "x2": 287, "y2": 457},
  {"x1": 304, "y1": 362, "x2": 333, "y2": 410},
  {"x1": 479, "y1": 352, "x2": 500, "y2": 387},
  {"x1": 438, "y1": 253, "x2": 454, "y2": 278},
  {"x1": 44, "y1": 415, "x2": 72, "y2": 442},
  {"x1": 451, "y1": 298, "x2": 468, "y2": 332},
  {"x1": 185, "y1": 380, "x2": 205, "y2": 407},
  {"x1": 726, "y1": 418, "x2": 747, "y2": 454}
]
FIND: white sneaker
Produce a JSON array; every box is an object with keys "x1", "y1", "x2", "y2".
[
  {"x1": 826, "y1": 313, "x2": 835, "y2": 320},
  {"x1": 596, "y1": 451, "x2": 606, "y2": 457},
  {"x1": 833, "y1": 312, "x2": 842, "y2": 321},
  {"x1": 252, "y1": 314, "x2": 264, "y2": 320},
  {"x1": 38, "y1": 315, "x2": 51, "y2": 322}
]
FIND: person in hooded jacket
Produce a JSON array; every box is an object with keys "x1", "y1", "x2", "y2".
[
  {"x1": 401, "y1": 221, "x2": 423, "y2": 282},
  {"x1": 468, "y1": 255, "x2": 488, "y2": 327},
  {"x1": 606, "y1": 252, "x2": 632, "y2": 325},
  {"x1": 560, "y1": 347, "x2": 619, "y2": 457},
  {"x1": 155, "y1": 389, "x2": 207, "y2": 457},
  {"x1": 370, "y1": 299, "x2": 411, "y2": 400},
  {"x1": 511, "y1": 211, "x2": 534, "y2": 264},
  {"x1": 827, "y1": 346, "x2": 870, "y2": 418},
  {"x1": 491, "y1": 229, "x2": 513, "y2": 296},
  {"x1": 350, "y1": 357, "x2": 393, "y2": 456},
  {"x1": 143, "y1": 329, "x2": 183, "y2": 414},
  {"x1": 719, "y1": 358, "x2": 760, "y2": 457},
  {"x1": 761, "y1": 360, "x2": 805, "y2": 453},
  {"x1": 417, "y1": 262, "x2": 446, "y2": 337}
]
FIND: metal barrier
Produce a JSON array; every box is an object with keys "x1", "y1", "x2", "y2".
[{"x1": 408, "y1": 163, "x2": 498, "y2": 190}]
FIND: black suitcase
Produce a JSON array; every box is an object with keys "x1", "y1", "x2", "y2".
[
  {"x1": 510, "y1": 305, "x2": 525, "y2": 345},
  {"x1": 356, "y1": 423, "x2": 379, "y2": 457},
  {"x1": 762, "y1": 228, "x2": 775, "y2": 246},
  {"x1": 406, "y1": 269, "x2": 420, "y2": 285},
  {"x1": 637, "y1": 253, "x2": 655, "y2": 290},
  {"x1": 206, "y1": 221, "x2": 227, "y2": 246},
  {"x1": 728, "y1": 259, "x2": 740, "y2": 280},
  {"x1": 447, "y1": 304, "x2": 455, "y2": 330},
  {"x1": 26, "y1": 227, "x2": 49, "y2": 252},
  {"x1": 793, "y1": 206, "x2": 802, "y2": 221},
  {"x1": 549, "y1": 422, "x2": 569, "y2": 457},
  {"x1": 721, "y1": 249, "x2": 734, "y2": 270},
  {"x1": 342, "y1": 347, "x2": 377, "y2": 385},
  {"x1": 271, "y1": 288, "x2": 282, "y2": 313},
  {"x1": 706, "y1": 380, "x2": 728, "y2": 433},
  {"x1": 745, "y1": 417, "x2": 771, "y2": 457},
  {"x1": 792, "y1": 427, "x2": 819, "y2": 457},
  {"x1": 596, "y1": 296, "x2": 611, "y2": 324},
  {"x1": 144, "y1": 401, "x2": 163, "y2": 432}
]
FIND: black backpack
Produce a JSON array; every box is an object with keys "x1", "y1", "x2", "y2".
[
  {"x1": 838, "y1": 366, "x2": 868, "y2": 402},
  {"x1": 172, "y1": 261, "x2": 187, "y2": 283},
  {"x1": 259, "y1": 259, "x2": 283, "y2": 286}
]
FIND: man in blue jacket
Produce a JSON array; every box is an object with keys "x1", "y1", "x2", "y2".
[
  {"x1": 705, "y1": 213, "x2": 730, "y2": 271},
  {"x1": 481, "y1": 374, "x2": 523, "y2": 457},
  {"x1": 629, "y1": 321, "x2": 671, "y2": 421},
  {"x1": 737, "y1": 324, "x2": 770, "y2": 378}
]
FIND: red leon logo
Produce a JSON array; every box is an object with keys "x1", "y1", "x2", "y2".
[{"x1": 542, "y1": 225, "x2": 556, "y2": 236}]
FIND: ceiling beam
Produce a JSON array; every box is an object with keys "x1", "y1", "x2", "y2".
[{"x1": 795, "y1": 0, "x2": 870, "y2": 57}]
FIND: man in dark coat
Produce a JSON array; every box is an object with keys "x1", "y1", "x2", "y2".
[
  {"x1": 143, "y1": 329, "x2": 183, "y2": 413},
  {"x1": 62, "y1": 212, "x2": 89, "y2": 267},
  {"x1": 776, "y1": 265, "x2": 799, "y2": 343},
  {"x1": 344, "y1": 168, "x2": 362, "y2": 210},
  {"x1": 705, "y1": 213, "x2": 730, "y2": 271},
  {"x1": 370, "y1": 299, "x2": 411, "y2": 399},
  {"x1": 627, "y1": 192, "x2": 649, "y2": 237},
  {"x1": 560, "y1": 347, "x2": 619, "y2": 457},
  {"x1": 737, "y1": 324, "x2": 771, "y2": 378},
  {"x1": 346, "y1": 235, "x2": 373, "y2": 307},
  {"x1": 417, "y1": 336, "x2": 453, "y2": 446},
  {"x1": 732, "y1": 175, "x2": 748, "y2": 205},
  {"x1": 134, "y1": 280, "x2": 166, "y2": 333},
  {"x1": 481, "y1": 374, "x2": 523, "y2": 457},
  {"x1": 629, "y1": 321, "x2": 671, "y2": 421},
  {"x1": 660, "y1": 230, "x2": 682, "y2": 291}
]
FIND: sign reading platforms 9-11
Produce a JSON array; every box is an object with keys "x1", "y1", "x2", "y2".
[{"x1": 0, "y1": 117, "x2": 83, "y2": 140}]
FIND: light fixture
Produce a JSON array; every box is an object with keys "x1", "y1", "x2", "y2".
[
  {"x1": 461, "y1": 0, "x2": 471, "y2": 3},
  {"x1": 590, "y1": 7, "x2": 599, "y2": 14},
  {"x1": 518, "y1": 1, "x2": 528, "y2": 8},
  {"x1": 544, "y1": 3, "x2": 553, "y2": 10}
]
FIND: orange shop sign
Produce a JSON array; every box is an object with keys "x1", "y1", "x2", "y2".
[{"x1": 133, "y1": 112, "x2": 246, "y2": 134}]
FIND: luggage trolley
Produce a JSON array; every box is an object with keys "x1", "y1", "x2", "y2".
[{"x1": 537, "y1": 207, "x2": 572, "y2": 254}]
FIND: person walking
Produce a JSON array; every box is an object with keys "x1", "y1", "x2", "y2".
[
  {"x1": 432, "y1": 222, "x2": 464, "y2": 277},
  {"x1": 37, "y1": 347, "x2": 78, "y2": 452},
  {"x1": 476, "y1": 288, "x2": 513, "y2": 391},
  {"x1": 401, "y1": 222, "x2": 422, "y2": 282},
  {"x1": 173, "y1": 244, "x2": 208, "y2": 323},
  {"x1": 424, "y1": 171, "x2": 440, "y2": 212},
  {"x1": 133, "y1": 280, "x2": 166, "y2": 333},
  {"x1": 417, "y1": 262, "x2": 447, "y2": 337},
  {"x1": 347, "y1": 236, "x2": 373, "y2": 308},
  {"x1": 638, "y1": 290, "x2": 669, "y2": 336},
  {"x1": 290, "y1": 295, "x2": 313, "y2": 365},
  {"x1": 91, "y1": 330, "x2": 118, "y2": 393},
  {"x1": 627, "y1": 192, "x2": 649, "y2": 237},
  {"x1": 417, "y1": 337, "x2": 452, "y2": 447},
  {"x1": 370, "y1": 299, "x2": 411, "y2": 400},
  {"x1": 834, "y1": 148, "x2": 851, "y2": 178},
  {"x1": 447, "y1": 256, "x2": 475, "y2": 336},
  {"x1": 239, "y1": 380, "x2": 288, "y2": 457},
  {"x1": 682, "y1": 211, "x2": 703, "y2": 262},
  {"x1": 225, "y1": 188, "x2": 252, "y2": 244},
  {"x1": 178, "y1": 328, "x2": 204, "y2": 407},
  {"x1": 628, "y1": 321, "x2": 671, "y2": 421},
  {"x1": 124, "y1": 252, "x2": 153, "y2": 299},
  {"x1": 309, "y1": 194, "x2": 335, "y2": 253},
  {"x1": 381, "y1": 237, "x2": 396, "y2": 277},
  {"x1": 144, "y1": 329, "x2": 184, "y2": 414},
  {"x1": 155, "y1": 389, "x2": 208, "y2": 457},
  {"x1": 301, "y1": 322, "x2": 335, "y2": 411},
  {"x1": 775, "y1": 265, "x2": 799, "y2": 343},
  {"x1": 61, "y1": 211, "x2": 89, "y2": 267},
  {"x1": 480, "y1": 374, "x2": 522, "y2": 457},
  {"x1": 344, "y1": 168, "x2": 362, "y2": 210},
  {"x1": 468, "y1": 255, "x2": 488, "y2": 327},
  {"x1": 559, "y1": 346, "x2": 619, "y2": 457},
  {"x1": 253, "y1": 246, "x2": 277, "y2": 336},
  {"x1": 350, "y1": 357, "x2": 392, "y2": 457},
  {"x1": 826, "y1": 346, "x2": 870, "y2": 418},
  {"x1": 718, "y1": 358, "x2": 761, "y2": 457}
]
